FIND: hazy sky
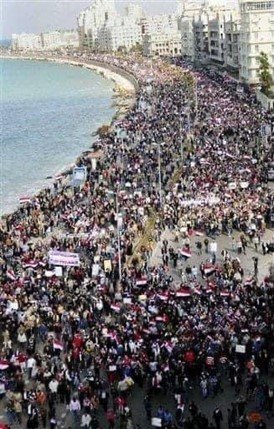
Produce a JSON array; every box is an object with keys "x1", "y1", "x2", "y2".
[{"x1": 1, "y1": 0, "x2": 180, "y2": 38}]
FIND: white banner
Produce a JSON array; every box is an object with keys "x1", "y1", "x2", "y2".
[
  {"x1": 91, "y1": 158, "x2": 97, "y2": 171},
  {"x1": 72, "y1": 166, "x2": 87, "y2": 187},
  {"x1": 48, "y1": 251, "x2": 80, "y2": 267}
]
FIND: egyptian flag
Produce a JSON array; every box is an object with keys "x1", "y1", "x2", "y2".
[
  {"x1": 19, "y1": 196, "x2": 31, "y2": 205},
  {"x1": 156, "y1": 316, "x2": 165, "y2": 322},
  {"x1": 176, "y1": 290, "x2": 191, "y2": 298},
  {"x1": 203, "y1": 264, "x2": 215, "y2": 276},
  {"x1": 136, "y1": 276, "x2": 148, "y2": 286},
  {"x1": 220, "y1": 292, "x2": 230, "y2": 297},
  {"x1": 158, "y1": 293, "x2": 169, "y2": 301},
  {"x1": 6, "y1": 269, "x2": 16, "y2": 281},
  {"x1": 0, "y1": 359, "x2": 9, "y2": 370},
  {"x1": 207, "y1": 281, "x2": 216, "y2": 290},
  {"x1": 244, "y1": 277, "x2": 253, "y2": 286},
  {"x1": 23, "y1": 260, "x2": 39, "y2": 269},
  {"x1": 53, "y1": 339, "x2": 64, "y2": 351},
  {"x1": 110, "y1": 303, "x2": 121, "y2": 313},
  {"x1": 180, "y1": 248, "x2": 192, "y2": 258}
]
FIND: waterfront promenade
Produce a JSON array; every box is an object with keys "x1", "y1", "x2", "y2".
[{"x1": 0, "y1": 52, "x2": 274, "y2": 429}]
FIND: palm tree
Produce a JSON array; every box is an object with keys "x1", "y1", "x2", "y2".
[{"x1": 257, "y1": 52, "x2": 273, "y2": 96}]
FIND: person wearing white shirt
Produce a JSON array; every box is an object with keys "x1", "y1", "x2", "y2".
[
  {"x1": 26, "y1": 356, "x2": 36, "y2": 379},
  {"x1": 70, "y1": 396, "x2": 81, "y2": 423},
  {"x1": 81, "y1": 411, "x2": 91, "y2": 428},
  {"x1": 48, "y1": 377, "x2": 59, "y2": 401},
  {"x1": 0, "y1": 380, "x2": 6, "y2": 399}
]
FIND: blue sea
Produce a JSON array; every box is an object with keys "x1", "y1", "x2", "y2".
[{"x1": 1, "y1": 59, "x2": 115, "y2": 215}]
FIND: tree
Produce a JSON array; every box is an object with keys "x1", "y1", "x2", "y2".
[
  {"x1": 258, "y1": 52, "x2": 273, "y2": 96},
  {"x1": 129, "y1": 42, "x2": 143, "y2": 55},
  {"x1": 117, "y1": 45, "x2": 127, "y2": 54},
  {"x1": 97, "y1": 124, "x2": 111, "y2": 138}
]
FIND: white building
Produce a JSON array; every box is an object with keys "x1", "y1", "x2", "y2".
[
  {"x1": 180, "y1": 0, "x2": 240, "y2": 65},
  {"x1": 143, "y1": 31, "x2": 182, "y2": 57},
  {"x1": 179, "y1": 1, "x2": 207, "y2": 60},
  {"x1": 141, "y1": 14, "x2": 179, "y2": 37},
  {"x1": 11, "y1": 30, "x2": 79, "y2": 52},
  {"x1": 141, "y1": 13, "x2": 182, "y2": 57},
  {"x1": 77, "y1": 0, "x2": 117, "y2": 50},
  {"x1": 41, "y1": 30, "x2": 79, "y2": 50},
  {"x1": 11, "y1": 33, "x2": 43, "y2": 51},
  {"x1": 97, "y1": 16, "x2": 142, "y2": 52},
  {"x1": 77, "y1": 0, "x2": 144, "y2": 52},
  {"x1": 239, "y1": 0, "x2": 274, "y2": 85},
  {"x1": 224, "y1": 18, "x2": 241, "y2": 70}
]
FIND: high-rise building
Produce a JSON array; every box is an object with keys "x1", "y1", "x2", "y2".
[
  {"x1": 224, "y1": 17, "x2": 241, "y2": 70},
  {"x1": 77, "y1": 0, "x2": 117, "y2": 50},
  {"x1": 239, "y1": 0, "x2": 274, "y2": 85}
]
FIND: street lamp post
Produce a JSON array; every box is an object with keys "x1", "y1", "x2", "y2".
[
  {"x1": 116, "y1": 193, "x2": 122, "y2": 282},
  {"x1": 107, "y1": 190, "x2": 122, "y2": 282},
  {"x1": 194, "y1": 76, "x2": 198, "y2": 114},
  {"x1": 158, "y1": 143, "x2": 162, "y2": 207},
  {"x1": 152, "y1": 142, "x2": 162, "y2": 207}
]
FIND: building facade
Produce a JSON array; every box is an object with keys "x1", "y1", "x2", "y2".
[
  {"x1": 239, "y1": 0, "x2": 274, "y2": 85},
  {"x1": 11, "y1": 30, "x2": 79, "y2": 51},
  {"x1": 224, "y1": 18, "x2": 241, "y2": 70},
  {"x1": 11, "y1": 33, "x2": 43, "y2": 51},
  {"x1": 41, "y1": 30, "x2": 79, "y2": 50},
  {"x1": 77, "y1": 0, "x2": 117, "y2": 50},
  {"x1": 97, "y1": 16, "x2": 142, "y2": 52},
  {"x1": 142, "y1": 13, "x2": 182, "y2": 57},
  {"x1": 143, "y1": 31, "x2": 182, "y2": 57}
]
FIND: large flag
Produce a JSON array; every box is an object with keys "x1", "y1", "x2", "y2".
[
  {"x1": 53, "y1": 339, "x2": 64, "y2": 351},
  {"x1": 180, "y1": 248, "x2": 191, "y2": 258},
  {"x1": 176, "y1": 290, "x2": 191, "y2": 298},
  {"x1": 136, "y1": 277, "x2": 147, "y2": 286},
  {"x1": 6, "y1": 269, "x2": 16, "y2": 281},
  {"x1": 110, "y1": 304, "x2": 121, "y2": 313},
  {"x1": 19, "y1": 196, "x2": 31, "y2": 205},
  {"x1": 0, "y1": 359, "x2": 10, "y2": 370},
  {"x1": 203, "y1": 264, "x2": 216, "y2": 276}
]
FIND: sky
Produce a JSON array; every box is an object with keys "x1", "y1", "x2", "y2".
[{"x1": 1, "y1": 0, "x2": 180, "y2": 39}]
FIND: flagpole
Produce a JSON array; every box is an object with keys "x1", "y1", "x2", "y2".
[{"x1": 116, "y1": 192, "x2": 122, "y2": 282}]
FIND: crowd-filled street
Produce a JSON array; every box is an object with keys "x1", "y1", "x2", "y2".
[{"x1": 0, "y1": 52, "x2": 274, "y2": 429}]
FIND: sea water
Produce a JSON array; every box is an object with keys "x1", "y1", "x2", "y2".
[{"x1": 0, "y1": 58, "x2": 115, "y2": 215}]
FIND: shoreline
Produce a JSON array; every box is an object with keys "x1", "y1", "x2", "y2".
[
  {"x1": 0, "y1": 53, "x2": 136, "y2": 94},
  {"x1": 0, "y1": 54, "x2": 137, "y2": 218}
]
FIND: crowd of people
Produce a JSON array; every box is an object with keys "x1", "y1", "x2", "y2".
[{"x1": 0, "y1": 51, "x2": 274, "y2": 429}]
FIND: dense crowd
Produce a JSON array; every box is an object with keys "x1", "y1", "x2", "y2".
[{"x1": 0, "y1": 52, "x2": 274, "y2": 429}]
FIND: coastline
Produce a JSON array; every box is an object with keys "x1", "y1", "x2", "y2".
[
  {"x1": 0, "y1": 54, "x2": 137, "y2": 218},
  {"x1": 0, "y1": 54, "x2": 136, "y2": 94}
]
